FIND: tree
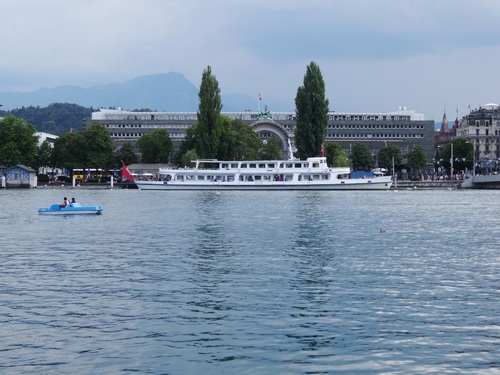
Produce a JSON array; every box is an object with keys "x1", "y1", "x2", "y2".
[
  {"x1": 351, "y1": 143, "x2": 374, "y2": 171},
  {"x1": 51, "y1": 132, "x2": 88, "y2": 171},
  {"x1": 137, "y1": 128, "x2": 173, "y2": 163},
  {"x1": 407, "y1": 145, "x2": 428, "y2": 177},
  {"x1": 84, "y1": 124, "x2": 115, "y2": 168},
  {"x1": 231, "y1": 119, "x2": 263, "y2": 160},
  {"x1": 35, "y1": 140, "x2": 53, "y2": 171},
  {"x1": 217, "y1": 116, "x2": 237, "y2": 160},
  {"x1": 294, "y1": 61, "x2": 329, "y2": 159},
  {"x1": 259, "y1": 136, "x2": 282, "y2": 160},
  {"x1": 377, "y1": 145, "x2": 402, "y2": 172},
  {"x1": 196, "y1": 65, "x2": 223, "y2": 159},
  {"x1": 0, "y1": 115, "x2": 38, "y2": 167},
  {"x1": 440, "y1": 138, "x2": 473, "y2": 172},
  {"x1": 325, "y1": 142, "x2": 349, "y2": 167},
  {"x1": 115, "y1": 142, "x2": 138, "y2": 165},
  {"x1": 181, "y1": 149, "x2": 199, "y2": 168}
]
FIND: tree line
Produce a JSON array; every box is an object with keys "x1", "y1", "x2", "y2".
[{"x1": 1, "y1": 62, "x2": 457, "y2": 178}]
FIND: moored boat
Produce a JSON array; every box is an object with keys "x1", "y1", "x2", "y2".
[
  {"x1": 38, "y1": 202, "x2": 104, "y2": 215},
  {"x1": 133, "y1": 157, "x2": 393, "y2": 191}
]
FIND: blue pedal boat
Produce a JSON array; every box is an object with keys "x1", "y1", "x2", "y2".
[{"x1": 38, "y1": 202, "x2": 104, "y2": 215}]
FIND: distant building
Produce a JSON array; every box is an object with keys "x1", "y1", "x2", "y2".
[
  {"x1": 434, "y1": 110, "x2": 457, "y2": 149},
  {"x1": 34, "y1": 132, "x2": 58, "y2": 147},
  {"x1": 84, "y1": 106, "x2": 435, "y2": 161},
  {"x1": 5, "y1": 165, "x2": 37, "y2": 188},
  {"x1": 456, "y1": 103, "x2": 500, "y2": 166}
]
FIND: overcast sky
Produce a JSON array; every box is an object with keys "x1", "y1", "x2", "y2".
[{"x1": 2, "y1": 0, "x2": 500, "y2": 121}]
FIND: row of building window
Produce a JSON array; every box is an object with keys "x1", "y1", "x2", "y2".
[
  {"x1": 327, "y1": 124, "x2": 424, "y2": 129},
  {"x1": 326, "y1": 133, "x2": 424, "y2": 139}
]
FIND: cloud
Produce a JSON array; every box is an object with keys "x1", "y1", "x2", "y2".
[{"x1": 1, "y1": 0, "x2": 500, "y2": 121}]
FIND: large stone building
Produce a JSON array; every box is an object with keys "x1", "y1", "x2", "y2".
[
  {"x1": 456, "y1": 103, "x2": 500, "y2": 168},
  {"x1": 84, "y1": 106, "x2": 435, "y2": 161}
]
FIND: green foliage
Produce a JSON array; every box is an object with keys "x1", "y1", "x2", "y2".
[
  {"x1": 259, "y1": 136, "x2": 282, "y2": 160},
  {"x1": 377, "y1": 145, "x2": 402, "y2": 169},
  {"x1": 230, "y1": 119, "x2": 263, "y2": 160},
  {"x1": 51, "y1": 132, "x2": 88, "y2": 171},
  {"x1": 439, "y1": 138, "x2": 473, "y2": 171},
  {"x1": 181, "y1": 149, "x2": 199, "y2": 168},
  {"x1": 84, "y1": 124, "x2": 115, "y2": 168},
  {"x1": 325, "y1": 142, "x2": 349, "y2": 167},
  {"x1": 217, "y1": 116, "x2": 237, "y2": 160},
  {"x1": 35, "y1": 140, "x2": 53, "y2": 170},
  {"x1": 294, "y1": 61, "x2": 329, "y2": 159},
  {"x1": 116, "y1": 142, "x2": 138, "y2": 165},
  {"x1": 407, "y1": 145, "x2": 428, "y2": 170},
  {"x1": 6, "y1": 103, "x2": 92, "y2": 134},
  {"x1": 137, "y1": 128, "x2": 173, "y2": 163},
  {"x1": 196, "y1": 65, "x2": 223, "y2": 159},
  {"x1": 0, "y1": 115, "x2": 38, "y2": 167},
  {"x1": 351, "y1": 143, "x2": 374, "y2": 171}
]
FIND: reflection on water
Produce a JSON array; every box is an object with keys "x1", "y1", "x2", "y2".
[{"x1": 0, "y1": 189, "x2": 498, "y2": 374}]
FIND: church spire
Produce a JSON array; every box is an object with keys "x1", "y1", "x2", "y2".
[{"x1": 440, "y1": 109, "x2": 448, "y2": 133}]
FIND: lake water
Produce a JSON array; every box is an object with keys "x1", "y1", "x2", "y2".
[{"x1": 0, "y1": 187, "x2": 498, "y2": 374}]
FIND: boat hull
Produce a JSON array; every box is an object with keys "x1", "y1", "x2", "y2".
[
  {"x1": 135, "y1": 179, "x2": 393, "y2": 191},
  {"x1": 38, "y1": 204, "x2": 104, "y2": 215}
]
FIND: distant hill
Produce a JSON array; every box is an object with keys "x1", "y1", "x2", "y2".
[{"x1": 0, "y1": 72, "x2": 292, "y2": 113}]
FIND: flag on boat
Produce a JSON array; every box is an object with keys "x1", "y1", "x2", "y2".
[
  {"x1": 122, "y1": 161, "x2": 135, "y2": 181},
  {"x1": 258, "y1": 93, "x2": 262, "y2": 101},
  {"x1": 321, "y1": 141, "x2": 325, "y2": 157}
]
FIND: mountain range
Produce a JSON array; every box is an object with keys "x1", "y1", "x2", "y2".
[{"x1": 0, "y1": 72, "x2": 292, "y2": 112}]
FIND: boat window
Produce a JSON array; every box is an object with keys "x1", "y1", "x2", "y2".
[
  {"x1": 186, "y1": 175, "x2": 195, "y2": 180},
  {"x1": 221, "y1": 163, "x2": 228, "y2": 169},
  {"x1": 284, "y1": 174, "x2": 293, "y2": 181},
  {"x1": 176, "y1": 175, "x2": 184, "y2": 181},
  {"x1": 286, "y1": 163, "x2": 293, "y2": 168},
  {"x1": 263, "y1": 175, "x2": 272, "y2": 181},
  {"x1": 249, "y1": 164, "x2": 257, "y2": 168},
  {"x1": 230, "y1": 163, "x2": 238, "y2": 168},
  {"x1": 259, "y1": 163, "x2": 265, "y2": 168},
  {"x1": 267, "y1": 163, "x2": 276, "y2": 168},
  {"x1": 197, "y1": 175, "x2": 205, "y2": 180},
  {"x1": 241, "y1": 163, "x2": 247, "y2": 168},
  {"x1": 279, "y1": 163, "x2": 285, "y2": 168},
  {"x1": 313, "y1": 163, "x2": 319, "y2": 168},
  {"x1": 254, "y1": 175, "x2": 261, "y2": 180},
  {"x1": 295, "y1": 163, "x2": 302, "y2": 168}
]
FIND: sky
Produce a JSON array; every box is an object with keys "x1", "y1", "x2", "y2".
[{"x1": 2, "y1": 0, "x2": 500, "y2": 122}]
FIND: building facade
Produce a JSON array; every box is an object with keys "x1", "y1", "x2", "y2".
[
  {"x1": 456, "y1": 103, "x2": 500, "y2": 167},
  {"x1": 84, "y1": 107, "x2": 435, "y2": 161}
]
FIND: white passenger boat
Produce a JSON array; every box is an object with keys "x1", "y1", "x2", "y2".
[{"x1": 133, "y1": 157, "x2": 393, "y2": 190}]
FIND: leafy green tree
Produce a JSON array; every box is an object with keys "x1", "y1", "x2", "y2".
[
  {"x1": 116, "y1": 141, "x2": 138, "y2": 165},
  {"x1": 137, "y1": 128, "x2": 173, "y2": 163},
  {"x1": 217, "y1": 116, "x2": 237, "y2": 160},
  {"x1": 181, "y1": 149, "x2": 199, "y2": 168},
  {"x1": 440, "y1": 138, "x2": 473, "y2": 172},
  {"x1": 325, "y1": 142, "x2": 349, "y2": 167},
  {"x1": 351, "y1": 143, "x2": 374, "y2": 171},
  {"x1": 294, "y1": 61, "x2": 329, "y2": 159},
  {"x1": 0, "y1": 115, "x2": 38, "y2": 166},
  {"x1": 84, "y1": 124, "x2": 115, "y2": 168},
  {"x1": 231, "y1": 119, "x2": 263, "y2": 160},
  {"x1": 259, "y1": 135, "x2": 282, "y2": 160},
  {"x1": 35, "y1": 140, "x2": 53, "y2": 170},
  {"x1": 407, "y1": 145, "x2": 428, "y2": 176},
  {"x1": 196, "y1": 65, "x2": 223, "y2": 158},
  {"x1": 377, "y1": 145, "x2": 402, "y2": 171},
  {"x1": 51, "y1": 132, "x2": 88, "y2": 171}
]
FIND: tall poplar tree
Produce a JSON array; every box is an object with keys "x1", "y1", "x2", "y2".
[
  {"x1": 196, "y1": 65, "x2": 223, "y2": 159},
  {"x1": 294, "y1": 62, "x2": 329, "y2": 159}
]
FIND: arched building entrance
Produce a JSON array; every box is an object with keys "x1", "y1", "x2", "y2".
[{"x1": 250, "y1": 118, "x2": 293, "y2": 159}]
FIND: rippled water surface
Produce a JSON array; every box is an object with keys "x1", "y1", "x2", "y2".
[{"x1": 1, "y1": 188, "x2": 499, "y2": 374}]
